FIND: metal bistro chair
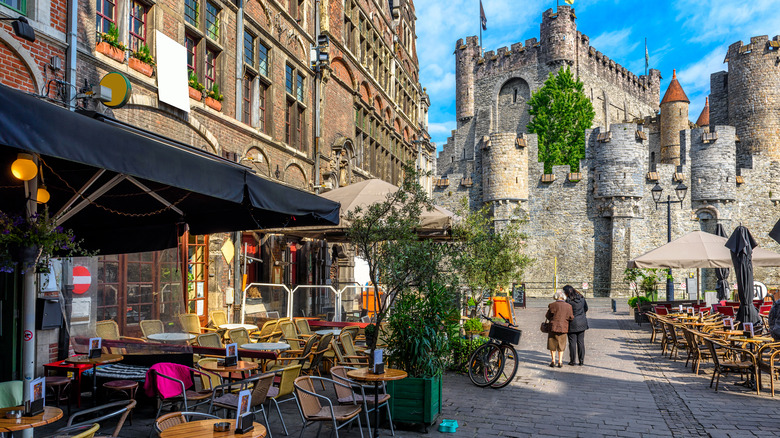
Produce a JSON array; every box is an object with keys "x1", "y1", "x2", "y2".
[
  {"x1": 179, "y1": 313, "x2": 217, "y2": 335},
  {"x1": 95, "y1": 320, "x2": 145, "y2": 354},
  {"x1": 294, "y1": 375, "x2": 363, "y2": 438},
  {"x1": 196, "y1": 332, "x2": 223, "y2": 348},
  {"x1": 228, "y1": 327, "x2": 252, "y2": 346},
  {"x1": 60, "y1": 399, "x2": 136, "y2": 438},
  {"x1": 330, "y1": 365, "x2": 393, "y2": 438},
  {"x1": 295, "y1": 319, "x2": 315, "y2": 338},
  {"x1": 208, "y1": 373, "x2": 275, "y2": 437},
  {"x1": 147, "y1": 363, "x2": 220, "y2": 422},
  {"x1": 42, "y1": 423, "x2": 100, "y2": 438},
  {"x1": 266, "y1": 364, "x2": 304, "y2": 436},
  {"x1": 154, "y1": 411, "x2": 220, "y2": 436},
  {"x1": 140, "y1": 320, "x2": 164, "y2": 340}
]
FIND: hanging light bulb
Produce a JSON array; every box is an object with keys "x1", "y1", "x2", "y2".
[
  {"x1": 11, "y1": 153, "x2": 37, "y2": 181},
  {"x1": 36, "y1": 185, "x2": 50, "y2": 204}
]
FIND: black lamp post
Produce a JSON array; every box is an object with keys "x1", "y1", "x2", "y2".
[{"x1": 651, "y1": 182, "x2": 688, "y2": 301}]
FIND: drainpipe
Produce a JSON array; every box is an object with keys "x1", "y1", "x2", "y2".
[
  {"x1": 235, "y1": 0, "x2": 244, "y2": 120},
  {"x1": 313, "y1": 0, "x2": 321, "y2": 194},
  {"x1": 66, "y1": 0, "x2": 78, "y2": 110}
]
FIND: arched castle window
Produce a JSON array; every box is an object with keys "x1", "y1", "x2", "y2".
[{"x1": 497, "y1": 78, "x2": 531, "y2": 133}]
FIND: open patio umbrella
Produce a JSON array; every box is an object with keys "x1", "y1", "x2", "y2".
[
  {"x1": 627, "y1": 230, "x2": 780, "y2": 269},
  {"x1": 259, "y1": 179, "x2": 456, "y2": 241},
  {"x1": 714, "y1": 224, "x2": 731, "y2": 301},
  {"x1": 725, "y1": 226, "x2": 764, "y2": 330}
]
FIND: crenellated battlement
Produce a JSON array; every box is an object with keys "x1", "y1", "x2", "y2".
[{"x1": 726, "y1": 35, "x2": 780, "y2": 61}]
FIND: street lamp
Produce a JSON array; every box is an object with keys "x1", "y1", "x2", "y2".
[{"x1": 651, "y1": 182, "x2": 688, "y2": 301}]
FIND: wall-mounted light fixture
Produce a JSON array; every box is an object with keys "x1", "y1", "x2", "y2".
[
  {"x1": 11, "y1": 153, "x2": 37, "y2": 181},
  {"x1": 275, "y1": 165, "x2": 281, "y2": 179},
  {"x1": 0, "y1": 17, "x2": 36, "y2": 42}
]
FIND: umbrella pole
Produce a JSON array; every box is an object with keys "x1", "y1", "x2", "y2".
[{"x1": 697, "y1": 268, "x2": 700, "y2": 303}]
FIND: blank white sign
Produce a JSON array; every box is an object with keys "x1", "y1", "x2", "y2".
[{"x1": 155, "y1": 31, "x2": 190, "y2": 112}]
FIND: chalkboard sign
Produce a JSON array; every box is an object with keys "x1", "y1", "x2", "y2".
[{"x1": 512, "y1": 283, "x2": 526, "y2": 308}]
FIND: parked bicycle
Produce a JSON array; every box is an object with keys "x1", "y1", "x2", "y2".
[{"x1": 467, "y1": 313, "x2": 522, "y2": 388}]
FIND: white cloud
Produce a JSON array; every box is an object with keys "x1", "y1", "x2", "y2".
[
  {"x1": 589, "y1": 28, "x2": 639, "y2": 61},
  {"x1": 674, "y1": 0, "x2": 780, "y2": 44},
  {"x1": 676, "y1": 45, "x2": 728, "y2": 98}
]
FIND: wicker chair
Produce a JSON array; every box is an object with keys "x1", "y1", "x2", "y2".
[
  {"x1": 227, "y1": 327, "x2": 252, "y2": 346},
  {"x1": 703, "y1": 337, "x2": 759, "y2": 394},
  {"x1": 266, "y1": 364, "x2": 303, "y2": 436},
  {"x1": 294, "y1": 375, "x2": 363, "y2": 438},
  {"x1": 208, "y1": 373, "x2": 274, "y2": 437},
  {"x1": 210, "y1": 310, "x2": 228, "y2": 327},
  {"x1": 663, "y1": 321, "x2": 687, "y2": 360},
  {"x1": 178, "y1": 313, "x2": 216, "y2": 335},
  {"x1": 95, "y1": 320, "x2": 145, "y2": 353},
  {"x1": 279, "y1": 320, "x2": 305, "y2": 350},
  {"x1": 266, "y1": 335, "x2": 318, "y2": 372},
  {"x1": 154, "y1": 411, "x2": 219, "y2": 436},
  {"x1": 196, "y1": 332, "x2": 223, "y2": 348},
  {"x1": 295, "y1": 319, "x2": 314, "y2": 338},
  {"x1": 139, "y1": 320, "x2": 164, "y2": 340},
  {"x1": 330, "y1": 365, "x2": 393, "y2": 438},
  {"x1": 757, "y1": 341, "x2": 780, "y2": 397},
  {"x1": 148, "y1": 363, "x2": 220, "y2": 421},
  {"x1": 42, "y1": 422, "x2": 100, "y2": 438},
  {"x1": 333, "y1": 333, "x2": 369, "y2": 367},
  {"x1": 253, "y1": 320, "x2": 282, "y2": 342}
]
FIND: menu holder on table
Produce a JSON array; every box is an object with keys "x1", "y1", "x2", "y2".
[
  {"x1": 370, "y1": 349, "x2": 384, "y2": 374},
  {"x1": 686, "y1": 307, "x2": 694, "y2": 315},
  {"x1": 724, "y1": 318, "x2": 734, "y2": 331},
  {"x1": 235, "y1": 389, "x2": 254, "y2": 434},
  {"x1": 223, "y1": 343, "x2": 238, "y2": 367},
  {"x1": 24, "y1": 376, "x2": 45, "y2": 416},
  {"x1": 88, "y1": 337, "x2": 102, "y2": 359},
  {"x1": 743, "y1": 322, "x2": 754, "y2": 338}
]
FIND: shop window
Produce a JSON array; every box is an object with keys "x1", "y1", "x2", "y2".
[
  {"x1": 128, "y1": 0, "x2": 147, "y2": 52},
  {"x1": 96, "y1": 0, "x2": 115, "y2": 35},
  {"x1": 184, "y1": 0, "x2": 198, "y2": 26},
  {"x1": 205, "y1": 2, "x2": 219, "y2": 40},
  {"x1": 258, "y1": 42, "x2": 269, "y2": 76},
  {"x1": 0, "y1": 0, "x2": 25, "y2": 15},
  {"x1": 186, "y1": 234, "x2": 208, "y2": 317}
]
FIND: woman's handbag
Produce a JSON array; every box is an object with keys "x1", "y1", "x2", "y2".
[{"x1": 540, "y1": 320, "x2": 552, "y2": 334}]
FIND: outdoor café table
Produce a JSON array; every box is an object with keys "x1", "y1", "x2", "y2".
[
  {"x1": 65, "y1": 353, "x2": 123, "y2": 405},
  {"x1": 241, "y1": 343, "x2": 290, "y2": 372},
  {"x1": 0, "y1": 406, "x2": 63, "y2": 436},
  {"x1": 147, "y1": 333, "x2": 196, "y2": 344},
  {"x1": 159, "y1": 418, "x2": 267, "y2": 438},
  {"x1": 710, "y1": 329, "x2": 744, "y2": 337},
  {"x1": 220, "y1": 323, "x2": 259, "y2": 332},
  {"x1": 347, "y1": 367, "x2": 407, "y2": 438},
  {"x1": 199, "y1": 360, "x2": 259, "y2": 380},
  {"x1": 314, "y1": 329, "x2": 341, "y2": 336}
]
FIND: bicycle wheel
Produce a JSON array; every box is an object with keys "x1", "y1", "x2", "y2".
[
  {"x1": 490, "y1": 344, "x2": 519, "y2": 388},
  {"x1": 467, "y1": 343, "x2": 503, "y2": 387}
]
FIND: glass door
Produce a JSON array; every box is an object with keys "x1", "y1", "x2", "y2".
[{"x1": 185, "y1": 233, "x2": 208, "y2": 325}]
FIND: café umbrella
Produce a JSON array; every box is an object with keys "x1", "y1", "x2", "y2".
[
  {"x1": 725, "y1": 226, "x2": 764, "y2": 331},
  {"x1": 714, "y1": 224, "x2": 730, "y2": 301}
]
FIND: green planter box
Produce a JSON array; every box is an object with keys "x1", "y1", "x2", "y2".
[{"x1": 386, "y1": 375, "x2": 442, "y2": 425}]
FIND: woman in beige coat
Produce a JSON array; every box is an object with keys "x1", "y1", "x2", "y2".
[{"x1": 546, "y1": 290, "x2": 573, "y2": 368}]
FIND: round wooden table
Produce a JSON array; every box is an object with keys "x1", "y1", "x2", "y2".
[
  {"x1": 159, "y1": 418, "x2": 266, "y2": 437},
  {"x1": 0, "y1": 406, "x2": 63, "y2": 433},
  {"x1": 65, "y1": 353, "x2": 123, "y2": 405},
  {"x1": 199, "y1": 360, "x2": 259, "y2": 380},
  {"x1": 147, "y1": 333, "x2": 197, "y2": 344},
  {"x1": 347, "y1": 368, "x2": 407, "y2": 438}
]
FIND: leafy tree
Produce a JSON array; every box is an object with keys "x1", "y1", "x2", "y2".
[
  {"x1": 623, "y1": 267, "x2": 668, "y2": 301},
  {"x1": 527, "y1": 66, "x2": 595, "y2": 173},
  {"x1": 452, "y1": 199, "x2": 533, "y2": 313}
]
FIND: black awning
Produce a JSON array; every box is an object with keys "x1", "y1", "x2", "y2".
[{"x1": 0, "y1": 84, "x2": 339, "y2": 254}]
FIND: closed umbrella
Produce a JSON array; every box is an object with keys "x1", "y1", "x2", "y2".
[
  {"x1": 725, "y1": 226, "x2": 763, "y2": 331},
  {"x1": 714, "y1": 224, "x2": 730, "y2": 301}
]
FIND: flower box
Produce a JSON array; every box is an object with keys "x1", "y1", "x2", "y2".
[
  {"x1": 128, "y1": 57, "x2": 153, "y2": 77},
  {"x1": 387, "y1": 375, "x2": 442, "y2": 426},
  {"x1": 96, "y1": 42, "x2": 125, "y2": 63},
  {"x1": 204, "y1": 96, "x2": 222, "y2": 111},
  {"x1": 189, "y1": 86, "x2": 203, "y2": 101}
]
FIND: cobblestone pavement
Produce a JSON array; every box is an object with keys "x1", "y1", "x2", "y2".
[{"x1": 36, "y1": 301, "x2": 780, "y2": 437}]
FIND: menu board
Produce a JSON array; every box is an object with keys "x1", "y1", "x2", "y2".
[{"x1": 512, "y1": 283, "x2": 526, "y2": 309}]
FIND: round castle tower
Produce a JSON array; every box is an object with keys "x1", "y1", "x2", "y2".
[
  {"x1": 690, "y1": 125, "x2": 737, "y2": 202},
  {"x1": 455, "y1": 36, "x2": 479, "y2": 123},
  {"x1": 592, "y1": 124, "x2": 645, "y2": 199},
  {"x1": 659, "y1": 70, "x2": 689, "y2": 166},
  {"x1": 725, "y1": 35, "x2": 780, "y2": 163},
  {"x1": 481, "y1": 132, "x2": 528, "y2": 204},
  {"x1": 539, "y1": 6, "x2": 577, "y2": 68}
]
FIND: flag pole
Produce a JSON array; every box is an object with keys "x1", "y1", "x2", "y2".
[
  {"x1": 479, "y1": 2, "x2": 482, "y2": 50},
  {"x1": 645, "y1": 37, "x2": 648, "y2": 76}
]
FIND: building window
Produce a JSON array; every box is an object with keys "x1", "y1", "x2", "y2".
[
  {"x1": 297, "y1": 106, "x2": 305, "y2": 150},
  {"x1": 296, "y1": 72, "x2": 304, "y2": 102},
  {"x1": 1, "y1": 0, "x2": 26, "y2": 14},
  {"x1": 205, "y1": 2, "x2": 219, "y2": 40},
  {"x1": 285, "y1": 103, "x2": 292, "y2": 144},
  {"x1": 285, "y1": 65, "x2": 294, "y2": 95},
  {"x1": 184, "y1": 0, "x2": 198, "y2": 26},
  {"x1": 205, "y1": 47, "x2": 217, "y2": 90},
  {"x1": 185, "y1": 34, "x2": 197, "y2": 72},
  {"x1": 96, "y1": 0, "x2": 115, "y2": 35},
  {"x1": 242, "y1": 74, "x2": 253, "y2": 125},
  {"x1": 258, "y1": 42, "x2": 269, "y2": 76},
  {"x1": 128, "y1": 1, "x2": 147, "y2": 52},
  {"x1": 244, "y1": 31, "x2": 255, "y2": 66},
  {"x1": 288, "y1": 0, "x2": 304, "y2": 21},
  {"x1": 258, "y1": 82, "x2": 267, "y2": 132}
]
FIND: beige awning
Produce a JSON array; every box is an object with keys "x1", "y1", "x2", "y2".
[{"x1": 627, "y1": 230, "x2": 780, "y2": 269}]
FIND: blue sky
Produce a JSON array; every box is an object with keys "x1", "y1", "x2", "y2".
[{"x1": 416, "y1": 0, "x2": 780, "y2": 153}]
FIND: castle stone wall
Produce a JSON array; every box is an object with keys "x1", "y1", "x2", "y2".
[
  {"x1": 482, "y1": 132, "x2": 528, "y2": 202},
  {"x1": 689, "y1": 126, "x2": 737, "y2": 202},
  {"x1": 591, "y1": 124, "x2": 646, "y2": 199}
]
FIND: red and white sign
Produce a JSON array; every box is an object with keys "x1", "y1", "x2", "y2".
[
  {"x1": 72, "y1": 266, "x2": 91, "y2": 294},
  {"x1": 23, "y1": 330, "x2": 33, "y2": 342}
]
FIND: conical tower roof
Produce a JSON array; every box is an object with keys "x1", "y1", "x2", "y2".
[
  {"x1": 696, "y1": 97, "x2": 710, "y2": 127},
  {"x1": 660, "y1": 69, "x2": 690, "y2": 104}
]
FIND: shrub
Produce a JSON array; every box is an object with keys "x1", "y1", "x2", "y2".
[{"x1": 463, "y1": 318, "x2": 482, "y2": 333}]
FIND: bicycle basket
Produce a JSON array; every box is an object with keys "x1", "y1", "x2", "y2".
[{"x1": 488, "y1": 323, "x2": 522, "y2": 345}]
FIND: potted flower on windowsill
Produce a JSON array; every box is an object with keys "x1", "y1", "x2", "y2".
[
  {"x1": 204, "y1": 83, "x2": 223, "y2": 111},
  {"x1": 0, "y1": 208, "x2": 92, "y2": 274},
  {"x1": 188, "y1": 71, "x2": 205, "y2": 101},
  {"x1": 129, "y1": 43, "x2": 155, "y2": 77},
  {"x1": 96, "y1": 24, "x2": 127, "y2": 63}
]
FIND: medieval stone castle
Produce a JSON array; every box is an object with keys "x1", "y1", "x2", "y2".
[{"x1": 434, "y1": 6, "x2": 780, "y2": 297}]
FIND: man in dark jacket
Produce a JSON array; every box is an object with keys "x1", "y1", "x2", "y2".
[{"x1": 564, "y1": 285, "x2": 589, "y2": 366}]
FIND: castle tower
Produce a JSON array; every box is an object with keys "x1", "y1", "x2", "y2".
[
  {"x1": 659, "y1": 69, "x2": 690, "y2": 166},
  {"x1": 696, "y1": 97, "x2": 710, "y2": 128},
  {"x1": 724, "y1": 35, "x2": 780, "y2": 166},
  {"x1": 539, "y1": 6, "x2": 577, "y2": 68},
  {"x1": 591, "y1": 123, "x2": 646, "y2": 199},
  {"x1": 481, "y1": 132, "x2": 528, "y2": 206},
  {"x1": 690, "y1": 125, "x2": 736, "y2": 202},
  {"x1": 455, "y1": 36, "x2": 479, "y2": 123}
]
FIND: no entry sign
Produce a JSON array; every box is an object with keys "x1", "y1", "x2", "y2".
[{"x1": 72, "y1": 266, "x2": 91, "y2": 294}]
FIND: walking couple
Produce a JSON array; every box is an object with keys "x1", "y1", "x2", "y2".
[{"x1": 545, "y1": 285, "x2": 589, "y2": 368}]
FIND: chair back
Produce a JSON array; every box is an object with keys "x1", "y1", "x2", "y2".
[
  {"x1": 256, "y1": 320, "x2": 280, "y2": 342},
  {"x1": 196, "y1": 332, "x2": 222, "y2": 348},
  {"x1": 227, "y1": 328, "x2": 251, "y2": 346},
  {"x1": 155, "y1": 411, "x2": 220, "y2": 434},
  {"x1": 308, "y1": 333, "x2": 333, "y2": 371},
  {"x1": 653, "y1": 306, "x2": 668, "y2": 315},
  {"x1": 274, "y1": 364, "x2": 302, "y2": 398},
  {"x1": 51, "y1": 423, "x2": 101, "y2": 438},
  {"x1": 95, "y1": 320, "x2": 120, "y2": 340},
  {"x1": 342, "y1": 325, "x2": 359, "y2": 341},
  {"x1": 295, "y1": 319, "x2": 312, "y2": 336},
  {"x1": 339, "y1": 332, "x2": 360, "y2": 357},
  {"x1": 293, "y1": 376, "x2": 321, "y2": 419},
  {"x1": 140, "y1": 320, "x2": 164, "y2": 339},
  {"x1": 210, "y1": 310, "x2": 227, "y2": 327},
  {"x1": 266, "y1": 311, "x2": 280, "y2": 319},
  {"x1": 279, "y1": 320, "x2": 301, "y2": 349},
  {"x1": 703, "y1": 337, "x2": 722, "y2": 368},
  {"x1": 760, "y1": 304, "x2": 772, "y2": 315},
  {"x1": 196, "y1": 358, "x2": 223, "y2": 389},
  {"x1": 179, "y1": 314, "x2": 203, "y2": 334},
  {"x1": 66, "y1": 399, "x2": 136, "y2": 438},
  {"x1": 360, "y1": 315, "x2": 372, "y2": 323},
  {"x1": 718, "y1": 306, "x2": 735, "y2": 317},
  {"x1": 250, "y1": 373, "x2": 275, "y2": 407},
  {"x1": 329, "y1": 366, "x2": 356, "y2": 401}
]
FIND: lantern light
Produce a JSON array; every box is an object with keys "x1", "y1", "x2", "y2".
[
  {"x1": 11, "y1": 153, "x2": 37, "y2": 181},
  {"x1": 36, "y1": 186, "x2": 50, "y2": 204}
]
